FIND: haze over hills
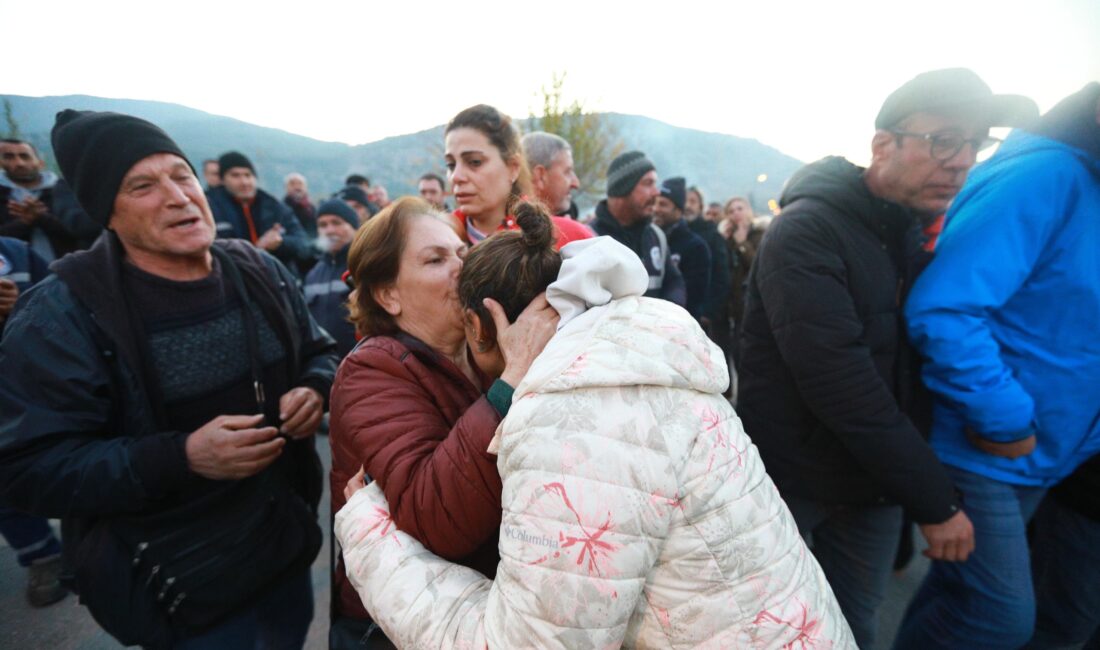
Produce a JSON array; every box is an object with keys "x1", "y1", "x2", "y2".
[{"x1": 2, "y1": 94, "x2": 803, "y2": 212}]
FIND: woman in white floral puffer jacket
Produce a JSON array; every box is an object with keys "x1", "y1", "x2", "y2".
[{"x1": 336, "y1": 206, "x2": 855, "y2": 650}]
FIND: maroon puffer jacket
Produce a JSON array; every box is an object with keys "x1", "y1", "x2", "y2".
[{"x1": 329, "y1": 333, "x2": 503, "y2": 621}]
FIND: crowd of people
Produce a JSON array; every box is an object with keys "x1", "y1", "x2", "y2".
[{"x1": 0, "y1": 66, "x2": 1096, "y2": 650}]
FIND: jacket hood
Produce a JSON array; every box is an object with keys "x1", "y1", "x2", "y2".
[
  {"x1": 519, "y1": 236, "x2": 727, "y2": 398},
  {"x1": 0, "y1": 170, "x2": 59, "y2": 197},
  {"x1": 780, "y1": 156, "x2": 874, "y2": 217},
  {"x1": 1029, "y1": 82, "x2": 1100, "y2": 162}
]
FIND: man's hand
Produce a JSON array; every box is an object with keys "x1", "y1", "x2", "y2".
[
  {"x1": 0, "y1": 278, "x2": 19, "y2": 320},
  {"x1": 487, "y1": 293, "x2": 560, "y2": 388},
  {"x1": 279, "y1": 387, "x2": 323, "y2": 439},
  {"x1": 344, "y1": 467, "x2": 367, "y2": 502},
  {"x1": 966, "y1": 427, "x2": 1036, "y2": 459},
  {"x1": 8, "y1": 198, "x2": 47, "y2": 224},
  {"x1": 919, "y1": 510, "x2": 975, "y2": 562},
  {"x1": 256, "y1": 224, "x2": 284, "y2": 251},
  {"x1": 185, "y1": 414, "x2": 284, "y2": 480}
]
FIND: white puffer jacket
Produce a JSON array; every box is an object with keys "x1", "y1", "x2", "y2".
[{"x1": 336, "y1": 238, "x2": 854, "y2": 649}]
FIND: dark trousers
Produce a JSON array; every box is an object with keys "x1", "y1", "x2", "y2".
[
  {"x1": 0, "y1": 505, "x2": 61, "y2": 567},
  {"x1": 784, "y1": 495, "x2": 903, "y2": 650},
  {"x1": 173, "y1": 569, "x2": 313, "y2": 650},
  {"x1": 1025, "y1": 495, "x2": 1100, "y2": 649}
]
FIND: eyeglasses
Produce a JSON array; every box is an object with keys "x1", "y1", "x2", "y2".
[{"x1": 890, "y1": 130, "x2": 1002, "y2": 161}]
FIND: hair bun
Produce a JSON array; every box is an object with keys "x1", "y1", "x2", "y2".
[{"x1": 514, "y1": 200, "x2": 555, "y2": 251}]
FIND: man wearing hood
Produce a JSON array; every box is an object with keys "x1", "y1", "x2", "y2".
[
  {"x1": 896, "y1": 83, "x2": 1100, "y2": 649},
  {"x1": 0, "y1": 138, "x2": 101, "y2": 260},
  {"x1": 736, "y1": 68, "x2": 1037, "y2": 648}
]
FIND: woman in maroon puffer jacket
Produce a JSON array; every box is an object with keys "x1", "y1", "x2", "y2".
[{"x1": 327, "y1": 197, "x2": 556, "y2": 648}]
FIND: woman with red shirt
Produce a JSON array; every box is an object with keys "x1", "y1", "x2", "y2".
[{"x1": 445, "y1": 104, "x2": 592, "y2": 249}]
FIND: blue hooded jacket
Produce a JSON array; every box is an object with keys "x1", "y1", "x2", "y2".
[{"x1": 905, "y1": 125, "x2": 1100, "y2": 487}]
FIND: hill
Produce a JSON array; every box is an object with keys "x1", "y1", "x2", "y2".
[{"x1": 2, "y1": 94, "x2": 802, "y2": 212}]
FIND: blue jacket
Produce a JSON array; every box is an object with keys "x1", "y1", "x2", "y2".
[
  {"x1": 905, "y1": 130, "x2": 1100, "y2": 486},
  {"x1": 0, "y1": 236, "x2": 50, "y2": 292},
  {"x1": 304, "y1": 245, "x2": 356, "y2": 358}
]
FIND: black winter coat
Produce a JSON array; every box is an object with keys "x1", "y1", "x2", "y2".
[
  {"x1": 687, "y1": 217, "x2": 731, "y2": 322},
  {"x1": 663, "y1": 218, "x2": 711, "y2": 320},
  {"x1": 0, "y1": 233, "x2": 337, "y2": 644},
  {"x1": 591, "y1": 201, "x2": 686, "y2": 307},
  {"x1": 207, "y1": 186, "x2": 316, "y2": 275},
  {"x1": 0, "y1": 179, "x2": 102, "y2": 258},
  {"x1": 737, "y1": 157, "x2": 960, "y2": 524}
]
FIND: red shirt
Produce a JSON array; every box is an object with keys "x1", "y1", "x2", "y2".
[{"x1": 452, "y1": 211, "x2": 594, "y2": 250}]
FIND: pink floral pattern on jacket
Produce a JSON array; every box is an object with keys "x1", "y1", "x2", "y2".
[{"x1": 336, "y1": 296, "x2": 855, "y2": 649}]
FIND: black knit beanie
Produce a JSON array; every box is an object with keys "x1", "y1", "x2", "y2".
[
  {"x1": 607, "y1": 151, "x2": 656, "y2": 197},
  {"x1": 50, "y1": 109, "x2": 191, "y2": 226},
  {"x1": 218, "y1": 151, "x2": 255, "y2": 178},
  {"x1": 660, "y1": 177, "x2": 686, "y2": 211},
  {"x1": 317, "y1": 198, "x2": 360, "y2": 229}
]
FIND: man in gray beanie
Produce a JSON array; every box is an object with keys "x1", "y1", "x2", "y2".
[
  {"x1": 0, "y1": 110, "x2": 337, "y2": 649},
  {"x1": 591, "y1": 150, "x2": 685, "y2": 307}
]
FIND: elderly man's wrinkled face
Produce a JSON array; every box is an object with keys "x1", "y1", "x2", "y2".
[
  {"x1": 0, "y1": 142, "x2": 43, "y2": 183},
  {"x1": 110, "y1": 153, "x2": 215, "y2": 261},
  {"x1": 538, "y1": 149, "x2": 580, "y2": 214},
  {"x1": 317, "y1": 214, "x2": 356, "y2": 252},
  {"x1": 871, "y1": 111, "x2": 988, "y2": 216},
  {"x1": 222, "y1": 167, "x2": 257, "y2": 201},
  {"x1": 285, "y1": 175, "x2": 307, "y2": 198}
]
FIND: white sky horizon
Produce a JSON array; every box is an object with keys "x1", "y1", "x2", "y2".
[{"x1": 3, "y1": 0, "x2": 1098, "y2": 167}]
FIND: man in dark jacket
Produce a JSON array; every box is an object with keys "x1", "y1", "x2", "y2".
[
  {"x1": 0, "y1": 111, "x2": 337, "y2": 649},
  {"x1": 591, "y1": 151, "x2": 685, "y2": 307},
  {"x1": 207, "y1": 151, "x2": 315, "y2": 277},
  {"x1": 304, "y1": 199, "x2": 358, "y2": 358},
  {"x1": 685, "y1": 186, "x2": 731, "y2": 338},
  {"x1": 653, "y1": 177, "x2": 710, "y2": 320},
  {"x1": 736, "y1": 68, "x2": 1036, "y2": 648},
  {"x1": 0, "y1": 138, "x2": 102, "y2": 260}
]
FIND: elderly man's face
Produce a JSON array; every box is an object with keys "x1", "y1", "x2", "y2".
[
  {"x1": 870, "y1": 111, "x2": 988, "y2": 216},
  {"x1": 110, "y1": 153, "x2": 215, "y2": 261},
  {"x1": 535, "y1": 149, "x2": 580, "y2": 214},
  {"x1": 223, "y1": 167, "x2": 257, "y2": 201},
  {"x1": 285, "y1": 175, "x2": 307, "y2": 197}
]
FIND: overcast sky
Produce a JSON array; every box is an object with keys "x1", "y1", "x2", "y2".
[{"x1": 4, "y1": 0, "x2": 1098, "y2": 166}]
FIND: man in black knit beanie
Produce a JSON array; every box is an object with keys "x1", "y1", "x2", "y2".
[{"x1": 0, "y1": 110, "x2": 337, "y2": 649}]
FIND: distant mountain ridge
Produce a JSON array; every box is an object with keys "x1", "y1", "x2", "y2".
[{"x1": 2, "y1": 94, "x2": 802, "y2": 212}]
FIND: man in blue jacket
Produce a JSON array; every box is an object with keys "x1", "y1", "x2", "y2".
[
  {"x1": 896, "y1": 83, "x2": 1100, "y2": 649},
  {"x1": 304, "y1": 199, "x2": 359, "y2": 359}
]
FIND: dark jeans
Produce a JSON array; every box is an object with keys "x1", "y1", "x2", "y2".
[
  {"x1": 173, "y1": 569, "x2": 313, "y2": 650},
  {"x1": 329, "y1": 616, "x2": 397, "y2": 649},
  {"x1": 893, "y1": 464, "x2": 1046, "y2": 650},
  {"x1": 1025, "y1": 496, "x2": 1100, "y2": 649},
  {"x1": 785, "y1": 495, "x2": 903, "y2": 650},
  {"x1": 0, "y1": 505, "x2": 62, "y2": 567}
]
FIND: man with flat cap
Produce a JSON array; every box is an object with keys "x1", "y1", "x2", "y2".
[
  {"x1": 736, "y1": 68, "x2": 1037, "y2": 648},
  {"x1": 0, "y1": 110, "x2": 337, "y2": 649}
]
